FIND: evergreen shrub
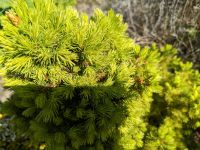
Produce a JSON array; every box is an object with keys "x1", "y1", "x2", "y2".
[
  {"x1": 0, "y1": 0, "x2": 200, "y2": 150},
  {"x1": 0, "y1": 0, "x2": 161, "y2": 149},
  {"x1": 143, "y1": 45, "x2": 200, "y2": 150}
]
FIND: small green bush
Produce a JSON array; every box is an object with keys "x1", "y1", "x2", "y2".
[
  {"x1": 0, "y1": 0, "x2": 200, "y2": 150},
  {"x1": 143, "y1": 44, "x2": 200, "y2": 150},
  {"x1": 0, "y1": 0, "x2": 160, "y2": 149}
]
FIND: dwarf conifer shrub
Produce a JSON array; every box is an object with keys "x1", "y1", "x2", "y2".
[
  {"x1": 1, "y1": 1, "x2": 200, "y2": 150},
  {"x1": 143, "y1": 45, "x2": 200, "y2": 150},
  {"x1": 0, "y1": 0, "x2": 161, "y2": 149}
]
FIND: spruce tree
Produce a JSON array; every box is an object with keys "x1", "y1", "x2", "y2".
[
  {"x1": 0, "y1": 0, "x2": 161, "y2": 149},
  {"x1": 1, "y1": 0, "x2": 200, "y2": 150}
]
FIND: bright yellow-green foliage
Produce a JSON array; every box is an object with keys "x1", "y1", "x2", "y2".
[
  {"x1": 0, "y1": 0, "x2": 161, "y2": 149},
  {"x1": 0, "y1": 0, "x2": 133, "y2": 87},
  {"x1": 1, "y1": 0, "x2": 200, "y2": 150},
  {"x1": 143, "y1": 45, "x2": 200, "y2": 150}
]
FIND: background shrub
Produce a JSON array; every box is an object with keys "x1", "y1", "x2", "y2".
[{"x1": 143, "y1": 45, "x2": 200, "y2": 150}]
